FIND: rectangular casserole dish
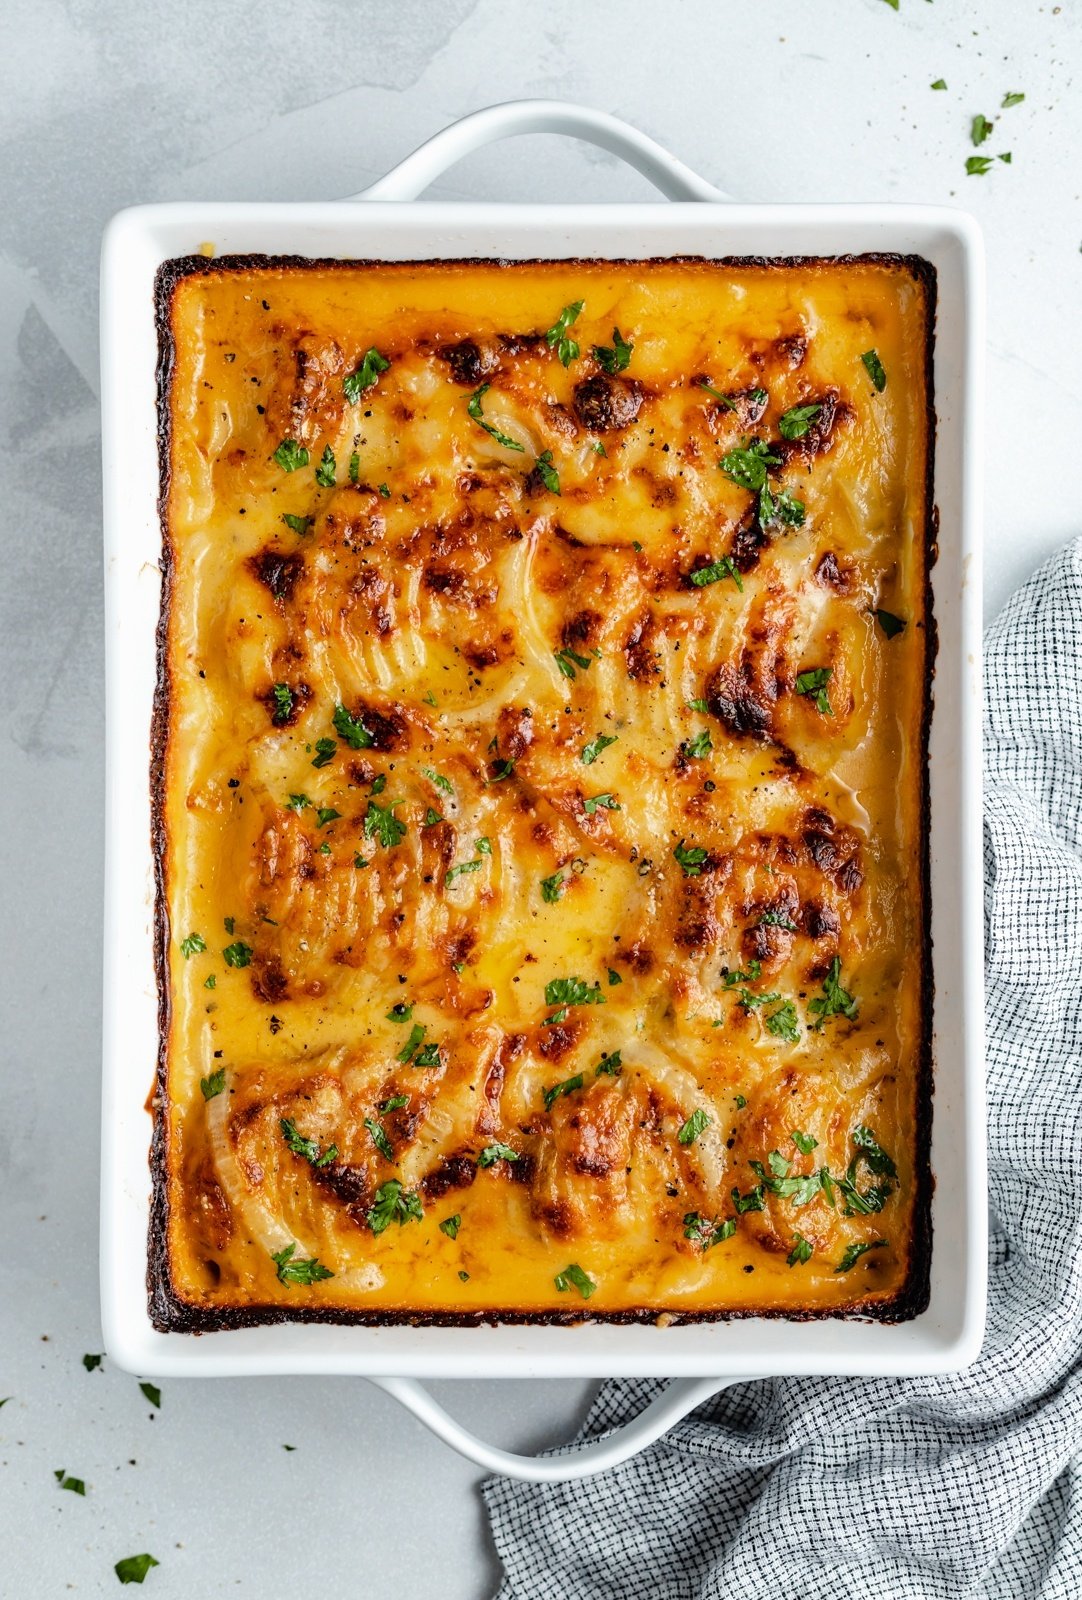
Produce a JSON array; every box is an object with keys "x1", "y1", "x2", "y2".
[{"x1": 102, "y1": 101, "x2": 986, "y2": 1384}]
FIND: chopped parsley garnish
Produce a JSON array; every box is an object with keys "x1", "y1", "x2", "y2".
[
  {"x1": 488, "y1": 757, "x2": 516, "y2": 782},
  {"x1": 115, "y1": 1554, "x2": 160, "y2": 1585},
  {"x1": 272, "y1": 439, "x2": 309, "y2": 473},
  {"x1": 280, "y1": 1118, "x2": 337, "y2": 1167},
  {"x1": 316, "y1": 807, "x2": 341, "y2": 828},
  {"x1": 873, "y1": 608, "x2": 907, "y2": 638},
  {"x1": 792, "y1": 1130, "x2": 818, "y2": 1155},
  {"x1": 808, "y1": 956, "x2": 858, "y2": 1028},
  {"x1": 378, "y1": 483, "x2": 391, "y2": 498},
  {"x1": 315, "y1": 445, "x2": 336, "y2": 488},
  {"x1": 836, "y1": 1239, "x2": 887, "y2": 1273},
  {"x1": 683, "y1": 1213, "x2": 736, "y2": 1249},
  {"x1": 82, "y1": 1354, "x2": 103, "y2": 1372},
  {"x1": 414, "y1": 1043, "x2": 441, "y2": 1068},
  {"x1": 458, "y1": 1270, "x2": 470, "y2": 1282},
  {"x1": 311, "y1": 737, "x2": 337, "y2": 768},
  {"x1": 554, "y1": 1263, "x2": 596, "y2": 1299},
  {"x1": 271, "y1": 683, "x2": 294, "y2": 722},
  {"x1": 424, "y1": 808, "x2": 443, "y2": 826},
  {"x1": 592, "y1": 327, "x2": 632, "y2": 374},
  {"x1": 760, "y1": 485, "x2": 805, "y2": 528},
  {"x1": 317, "y1": 841, "x2": 331, "y2": 856},
  {"x1": 543, "y1": 1074, "x2": 584, "y2": 1112},
  {"x1": 966, "y1": 154, "x2": 995, "y2": 176},
  {"x1": 596, "y1": 1049, "x2": 622, "y2": 1076},
  {"x1": 734, "y1": 1094, "x2": 747, "y2": 1109},
  {"x1": 758, "y1": 909, "x2": 797, "y2": 930},
  {"x1": 971, "y1": 112, "x2": 993, "y2": 147},
  {"x1": 349, "y1": 451, "x2": 360, "y2": 484},
  {"x1": 766, "y1": 1002, "x2": 800, "y2": 1042},
  {"x1": 687, "y1": 697, "x2": 710, "y2": 713},
  {"x1": 673, "y1": 839, "x2": 708, "y2": 877},
  {"x1": 446, "y1": 858, "x2": 483, "y2": 884},
  {"x1": 534, "y1": 450, "x2": 561, "y2": 494},
  {"x1": 281, "y1": 512, "x2": 314, "y2": 535},
  {"x1": 467, "y1": 382, "x2": 525, "y2": 452},
  {"x1": 795, "y1": 666, "x2": 833, "y2": 715},
  {"x1": 852, "y1": 1124, "x2": 898, "y2": 1178},
  {"x1": 860, "y1": 348, "x2": 887, "y2": 392},
  {"x1": 54, "y1": 1468, "x2": 86, "y2": 1495},
  {"x1": 778, "y1": 402, "x2": 822, "y2": 440},
  {"x1": 396, "y1": 1024, "x2": 427, "y2": 1064},
  {"x1": 364, "y1": 799, "x2": 406, "y2": 849},
  {"x1": 1002, "y1": 91, "x2": 1025, "y2": 108},
  {"x1": 422, "y1": 767, "x2": 454, "y2": 795},
  {"x1": 541, "y1": 871, "x2": 565, "y2": 904},
  {"x1": 698, "y1": 379, "x2": 734, "y2": 406},
  {"x1": 583, "y1": 792, "x2": 620, "y2": 814},
  {"x1": 607, "y1": 968, "x2": 623, "y2": 986},
  {"x1": 931, "y1": 78, "x2": 947, "y2": 91},
  {"x1": 285, "y1": 793, "x2": 311, "y2": 812},
  {"x1": 581, "y1": 731, "x2": 617, "y2": 765},
  {"x1": 179, "y1": 932, "x2": 206, "y2": 959},
  {"x1": 343, "y1": 347, "x2": 390, "y2": 402},
  {"x1": 440, "y1": 1214, "x2": 461, "y2": 1240},
  {"x1": 380, "y1": 1094, "x2": 409, "y2": 1113},
  {"x1": 732, "y1": 1184, "x2": 764, "y2": 1214},
  {"x1": 224, "y1": 917, "x2": 235, "y2": 934},
  {"x1": 719, "y1": 440, "x2": 780, "y2": 492},
  {"x1": 678, "y1": 1109, "x2": 710, "y2": 1145},
  {"x1": 200, "y1": 1068, "x2": 226, "y2": 1101},
  {"x1": 333, "y1": 703, "x2": 375, "y2": 749},
  {"x1": 544, "y1": 976, "x2": 606, "y2": 1010},
  {"x1": 683, "y1": 729, "x2": 713, "y2": 759},
  {"x1": 545, "y1": 300, "x2": 584, "y2": 367},
  {"x1": 222, "y1": 941, "x2": 252, "y2": 968},
  {"x1": 554, "y1": 646, "x2": 595, "y2": 679},
  {"x1": 371, "y1": 775, "x2": 386, "y2": 795},
  {"x1": 478, "y1": 1142, "x2": 519, "y2": 1167},
  {"x1": 367, "y1": 1180, "x2": 422, "y2": 1234},
  {"x1": 139, "y1": 1382, "x2": 160, "y2": 1409},
  {"x1": 364, "y1": 1117, "x2": 394, "y2": 1161},
  {"x1": 386, "y1": 1002, "x2": 413, "y2": 1023},
  {"x1": 690, "y1": 555, "x2": 742, "y2": 591},
  {"x1": 204, "y1": 974, "x2": 216, "y2": 990},
  {"x1": 354, "y1": 854, "x2": 369, "y2": 869},
  {"x1": 787, "y1": 1233, "x2": 813, "y2": 1267},
  {"x1": 271, "y1": 1244, "x2": 334, "y2": 1285}
]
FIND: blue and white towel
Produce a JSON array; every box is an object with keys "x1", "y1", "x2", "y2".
[{"x1": 484, "y1": 538, "x2": 1082, "y2": 1600}]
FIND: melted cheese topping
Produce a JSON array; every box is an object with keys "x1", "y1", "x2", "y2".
[{"x1": 158, "y1": 257, "x2": 932, "y2": 1323}]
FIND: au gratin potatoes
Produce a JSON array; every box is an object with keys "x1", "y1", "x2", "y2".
[{"x1": 151, "y1": 255, "x2": 934, "y2": 1329}]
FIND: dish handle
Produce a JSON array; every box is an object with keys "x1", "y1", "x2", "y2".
[
  {"x1": 368, "y1": 1373, "x2": 739, "y2": 1482},
  {"x1": 348, "y1": 99, "x2": 726, "y2": 204}
]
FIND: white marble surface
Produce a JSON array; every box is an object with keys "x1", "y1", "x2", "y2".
[{"x1": 1, "y1": 0, "x2": 1079, "y2": 1594}]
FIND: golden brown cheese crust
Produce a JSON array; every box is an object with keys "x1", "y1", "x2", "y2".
[{"x1": 151, "y1": 255, "x2": 934, "y2": 1330}]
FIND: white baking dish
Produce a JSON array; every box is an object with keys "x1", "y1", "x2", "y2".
[{"x1": 100, "y1": 100, "x2": 986, "y2": 1481}]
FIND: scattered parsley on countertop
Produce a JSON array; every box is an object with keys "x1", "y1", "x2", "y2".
[
  {"x1": 115, "y1": 1553, "x2": 160, "y2": 1585},
  {"x1": 138, "y1": 1382, "x2": 160, "y2": 1409}
]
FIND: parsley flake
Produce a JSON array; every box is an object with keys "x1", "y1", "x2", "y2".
[
  {"x1": 200, "y1": 1067, "x2": 226, "y2": 1101},
  {"x1": 179, "y1": 932, "x2": 206, "y2": 959},
  {"x1": 343, "y1": 347, "x2": 390, "y2": 403},
  {"x1": 333, "y1": 703, "x2": 374, "y2": 749},
  {"x1": 581, "y1": 732, "x2": 617, "y2": 765},
  {"x1": 545, "y1": 300, "x2": 584, "y2": 367},
  {"x1": 592, "y1": 327, "x2": 632, "y2": 374},
  {"x1": 478, "y1": 1142, "x2": 519, "y2": 1167},
  {"x1": 719, "y1": 440, "x2": 780, "y2": 493},
  {"x1": 678, "y1": 1109, "x2": 710, "y2": 1145},
  {"x1": 554, "y1": 1263, "x2": 596, "y2": 1299},
  {"x1": 367, "y1": 1180, "x2": 422, "y2": 1234},
  {"x1": 271, "y1": 1244, "x2": 334, "y2": 1285},
  {"x1": 795, "y1": 667, "x2": 833, "y2": 715},
  {"x1": 272, "y1": 439, "x2": 309, "y2": 473},
  {"x1": 467, "y1": 383, "x2": 525, "y2": 452},
  {"x1": 860, "y1": 349, "x2": 887, "y2": 391},
  {"x1": 543, "y1": 1074, "x2": 584, "y2": 1112}
]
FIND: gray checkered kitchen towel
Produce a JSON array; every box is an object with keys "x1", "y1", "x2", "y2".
[{"x1": 484, "y1": 537, "x2": 1082, "y2": 1600}]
